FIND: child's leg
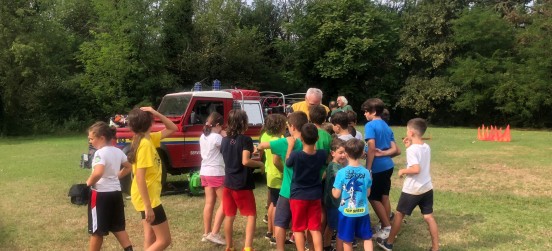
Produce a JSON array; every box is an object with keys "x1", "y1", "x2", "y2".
[
  {"x1": 89, "y1": 234, "x2": 103, "y2": 251},
  {"x1": 423, "y1": 213, "x2": 439, "y2": 251},
  {"x1": 203, "y1": 186, "x2": 216, "y2": 235},
  {"x1": 244, "y1": 215, "x2": 256, "y2": 248},
  {"x1": 309, "y1": 230, "x2": 323, "y2": 251},
  {"x1": 362, "y1": 239, "x2": 373, "y2": 251},
  {"x1": 275, "y1": 226, "x2": 286, "y2": 250},
  {"x1": 342, "y1": 241, "x2": 353, "y2": 251},
  {"x1": 268, "y1": 202, "x2": 275, "y2": 235},
  {"x1": 336, "y1": 238, "x2": 344, "y2": 251},
  {"x1": 224, "y1": 216, "x2": 236, "y2": 249},
  {"x1": 386, "y1": 211, "x2": 404, "y2": 244},
  {"x1": 142, "y1": 220, "x2": 156, "y2": 250},
  {"x1": 369, "y1": 200, "x2": 391, "y2": 227},
  {"x1": 382, "y1": 195, "x2": 392, "y2": 220},
  {"x1": 113, "y1": 231, "x2": 132, "y2": 249},
  {"x1": 294, "y1": 231, "x2": 306, "y2": 251},
  {"x1": 212, "y1": 186, "x2": 225, "y2": 234},
  {"x1": 149, "y1": 220, "x2": 172, "y2": 251},
  {"x1": 323, "y1": 225, "x2": 332, "y2": 247}
]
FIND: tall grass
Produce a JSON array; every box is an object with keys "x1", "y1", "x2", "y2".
[{"x1": 0, "y1": 127, "x2": 551, "y2": 250}]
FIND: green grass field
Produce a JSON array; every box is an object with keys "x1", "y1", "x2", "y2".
[{"x1": 0, "y1": 127, "x2": 551, "y2": 251}]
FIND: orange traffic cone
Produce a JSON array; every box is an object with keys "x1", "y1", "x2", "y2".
[{"x1": 504, "y1": 125, "x2": 511, "y2": 142}]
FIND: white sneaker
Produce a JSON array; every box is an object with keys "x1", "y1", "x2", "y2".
[
  {"x1": 201, "y1": 233, "x2": 208, "y2": 242},
  {"x1": 206, "y1": 232, "x2": 226, "y2": 245},
  {"x1": 374, "y1": 227, "x2": 391, "y2": 240}
]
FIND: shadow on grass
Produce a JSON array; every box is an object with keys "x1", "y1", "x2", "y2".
[{"x1": 0, "y1": 220, "x2": 18, "y2": 250}]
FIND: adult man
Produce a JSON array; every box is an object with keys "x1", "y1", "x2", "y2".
[
  {"x1": 290, "y1": 88, "x2": 330, "y2": 120},
  {"x1": 331, "y1": 96, "x2": 354, "y2": 116}
]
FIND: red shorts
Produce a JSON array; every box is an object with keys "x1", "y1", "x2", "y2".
[
  {"x1": 201, "y1": 175, "x2": 224, "y2": 188},
  {"x1": 290, "y1": 199, "x2": 322, "y2": 232},
  {"x1": 223, "y1": 187, "x2": 256, "y2": 217}
]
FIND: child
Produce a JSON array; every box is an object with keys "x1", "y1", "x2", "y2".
[
  {"x1": 346, "y1": 111, "x2": 363, "y2": 141},
  {"x1": 286, "y1": 123, "x2": 327, "y2": 251},
  {"x1": 332, "y1": 139, "x2": 374, "y2": 251},
  {"x1": 322, "y1": 138, "x2": 347, "y2": 251},
  {"x1": 257, "y1": 111, "x2": 309, "y2": 251},
  {"x1": 199, "y1": 112, "x2": 226, "y2": 245},
  {"x1": 331, "y1": 112, "x2": 354, "y2": 141},
  {"x1": 127, "y1": 107, "x2": 177, "y2": 250},
  {"x1": 377, "y1": 118, "x2": 439, "y2": 251},
  {"x1": 220, "y1": 110, "x2": 265, "y2": 251},
  {"x1": 361, "y1": 98, "x2": 398, "y2": 239},
  {"x1": 86, "y1": 121, "x2": 133, "y2": 251},
  {"x1": 259, "y1": 114, "x2": 287, "y2": 243}
]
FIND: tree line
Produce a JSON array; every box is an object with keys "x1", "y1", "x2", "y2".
[{"x1": 1, "y1": 0, "x2": 551, "y2": 135}]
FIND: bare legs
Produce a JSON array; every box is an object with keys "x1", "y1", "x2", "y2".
[{"x1": 203, "y1": 186, "x2": 224, "y2": 235}]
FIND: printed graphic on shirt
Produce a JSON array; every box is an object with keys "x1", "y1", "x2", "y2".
[{"x1": 334, "y1": 166, "x2": 372, "y2": 217}]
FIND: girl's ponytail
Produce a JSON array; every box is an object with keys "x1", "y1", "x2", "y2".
[
  {"x1": 203, "y1": 112, "x2": 224, "y2": 136},
  {"x1": 127, "y1": 132, "x2": 143, "y2": 164}
]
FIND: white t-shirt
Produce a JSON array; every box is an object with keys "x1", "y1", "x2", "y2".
[
  {"x1": 338, "y1": 134, "x2": 355, "y2": 141},
  {"x1": 354, "y1": 130, "x2": 363, "y2": 141},
  {"x1": 199, "y1": 133, "x2": 225, "y2": 176},
  {"x1": 91, "y1": 146, "x2": 127, "y2": 192},
  {"x1": 402, "y1": 143, "x2": 433, "y2": 195}
]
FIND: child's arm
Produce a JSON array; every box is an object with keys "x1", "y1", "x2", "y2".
[
  {"x1": 140, "y1": 107, "x2": 178, "y2": 139},
  {"x1": 285, "y1": 151, "x2": 295, "y2": 168},
  {"x1": 135, "y1": 168, "x2": 155, "y2": 223},
  {"x1": 374, "y1": 141, "x2": 401, "y2": 157},
  {"x1": 118, "y1": 161, "x2": 132, "y2": 179},
  {"x1": 257, "y1": 142, "x2": 271, "y2": 151},
  {"x1": 332, "y1": 188, "x2": 341, "y2": 199},
  {"x1": 242, "y1": 149, "x2": 265, "y2": 169},
  {"x1": 399, "y1": 164, "x2": 420, "y2": 177},
  {"x1": 86, "y1": 164, "x2": 105, "y2": 187},
  {"x1": 273, "y1": 155, "x2": 283, "y2": 172},
  {"x1": 285, "y1": 136, "x2": 295, "y2": 160},
  {"x1": 366, "y1": 139, "x2": 376, "y2": 171}
]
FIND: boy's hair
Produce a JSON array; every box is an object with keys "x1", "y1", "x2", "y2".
[
  {"x1": 263, "y1": 113, "x2": 287, "y2": 136},
  {"x1": 344, "y1": 138, "x2": 365, "y2": 159},
  {"x1": 203, "y1": 112, "x2": 224, "y2": 136},
  {"x1": 361, "y1": 98, "x2": 385, "y2": 116},
  {"x1": 287, "y1": 111, "x2": 308, "y2": 131},
  {"x1": 407, "y1": 118, "x2": 427, "y2": 136},
  {"x1": 330, "y1": 138, "x2": 345, "y2": 152},
  {"x1": 346, "y1": 110, "x2": 357, "y2": 124},
  {"x1": 330, "y1": 111, "x2": 349, "y2": 129},
  {"x1": 321, "y1": 122, "x2": 334, "y2": 135},
  {"x1": 309, "y1": 105, "x2": 327, "y2": 125},
  {"x1": 382, "y1": 109, "x2": 390, "y2": 122},
  {"x1": 227, "y1": 109, "x2": 248, "y2": 137},
  {"x1": 300, "y1": 123, "x2": 319, "y2": 145},
  {"x1": 127, "y1": 108, "x2": 155, "y2": 164},
  {"x1": 89, "y1": 121, "x2": 117, "y2": 142},
  {"x1": 329, "y1": 101, "x2": 337, "y2": 109}
]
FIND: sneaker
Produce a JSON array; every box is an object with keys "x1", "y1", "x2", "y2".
[
  {"x1": 352, "y1": 239, "x2": 358, "y2": 248},
  {"x1": 206, "y1": 232, "x2": 226, "y2": 245},
  {"x1": 289, "y1": 232, "x2": 295, "y2": 243},
  {"x1": 201, "y1": 233, "x2": 208, "y2": 242},
  {"x1": 242, "y1": 248, "x2": 255, "y2": 251},
  {"x1": 376, "y1": 238, "x2": 393, "y2": 251},
  {"x1": 263, "y1": 214, "x2": 268, "y2": 223},
  {"x1": 372, "y1": 224, "x2": 382, "y2": 235},
  {"x1": 264, "y1": 232, "x2": 273, "y2": 240},
  {"x1": 269, "y1": 237, "x2": 276, "y2": 245},
  {"x1": 331, "y1": 230, "x2": 337, "y2": 243},
  {"x1": 374, "y1": 227, "x2": 391, "y2": 240}
]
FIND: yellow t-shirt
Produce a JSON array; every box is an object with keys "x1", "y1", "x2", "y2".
[
  {"x1": 131, "y1": 131, "x2": 162, "y2": 212},
  {"x1": 261, "y1": 132, "x2": 283, "y2": 189},
  {"x1": 291, "y1": 101, "x2": 330, "y2": 120}
]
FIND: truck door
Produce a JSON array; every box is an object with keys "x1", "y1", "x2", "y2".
[{"x1": 182, "y1": 99, "x2": 225, "y2": 168}]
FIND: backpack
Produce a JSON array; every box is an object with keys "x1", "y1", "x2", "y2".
[{"x1": 68, "y1": 184, "x2": 90, "y2": 205}]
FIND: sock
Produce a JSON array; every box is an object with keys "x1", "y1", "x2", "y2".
[
  {"x1": 123, "y1": 245, "x2": 133, "y2": 251},
  {"x1": 243, "y1": 247, "x2": 253, "y2": 251}
]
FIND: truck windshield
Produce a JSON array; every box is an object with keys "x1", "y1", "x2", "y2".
[{"x1": 158, "y1": 94, "x2": 191, "y2": 117}]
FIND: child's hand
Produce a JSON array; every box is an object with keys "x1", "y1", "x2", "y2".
[
  {"x1": 140, "y1": 107, "x2": 160, "y2": 116},
  {"x1": 374, "y1": 148, "x2": 384, "y2": 157},
  {"x1": 220, "y1": 130, "x2": 227, "y2": 137},
  {"x1": 144, "y1": 207, "x2": 156, "y2": 223},
  {"x1": 402, "y1": 137, "x2": 412, "y2": 148},
  {"x1": 398, "y1": 169, "x2": 406, "y2": 178}
]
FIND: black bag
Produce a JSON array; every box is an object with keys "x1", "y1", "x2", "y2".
[{"x1": 68, "y1": 184, "x2": 90, "y2": 205}]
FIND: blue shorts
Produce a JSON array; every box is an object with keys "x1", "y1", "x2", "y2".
[
  {"x1": 274, "y1": 196, "x2": 291, "y2": 228},
  {"x1": 337, "y1": 213, "x2": 372, "y2": 243},
  {"x1": 326, "y1": 207, "x2": 339, "y2": 230}
]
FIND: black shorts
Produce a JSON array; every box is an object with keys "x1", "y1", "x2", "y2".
[
  {"x1": 268, "y1": 187, "x2": 281, "y2": 206},
  {"x1": 396, "y1": 190, "x2": 434, "y2": 216},
  {"x1": 369, "y1": 168, "x2": 394, "y2": 201},
  {"x1": 274, "y1": 196, "x2": 291, "y2": 228},
  {"x1": 140, "y1": 204, "x2": 168, "y2": 226},
  {"x1": 88, "y1": 190, "x2": 126, "y2": 236}
]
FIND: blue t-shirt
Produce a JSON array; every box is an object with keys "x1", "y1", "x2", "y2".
[
  {"x1": 286, "y1": 149, "x2": 327, "y2": 200},
  {"x1": 365, "y1": 119, "x2": 395, "y2": 173},
  {"x1": 333, "y1": 165, "x2": 372, "y2": 217}
]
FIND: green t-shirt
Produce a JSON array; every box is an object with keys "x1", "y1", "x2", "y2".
[
  {"x1": 261, "y1": 132, "x2": 283, "y2": 189},
  {"x1": 316, "y1": 128, "x2": 332, "y2": 155},
  {"x1": 324, "y1": 161, "x2": 343, "y2": 208},
  {"x1": 330, "y1": 105, "x2": 354, "y2": 116},
  {"x1": 270, "y1": 138, "x2": 303, "y2": 198}
]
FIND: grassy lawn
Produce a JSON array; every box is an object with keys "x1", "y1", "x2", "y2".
[{"x1": 0, "y1": 127, "x2": 551, "y2": 250}]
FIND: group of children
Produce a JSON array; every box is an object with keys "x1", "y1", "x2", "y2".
[{"x1": 84, "y1": 97, "x2": 439, "y2": 251}]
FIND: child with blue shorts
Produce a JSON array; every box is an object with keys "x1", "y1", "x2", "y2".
[{"x1": 332, "y1": 139, "x2": 373, "y2": 251}]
